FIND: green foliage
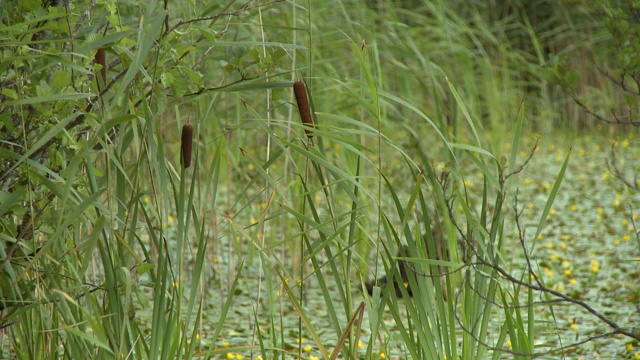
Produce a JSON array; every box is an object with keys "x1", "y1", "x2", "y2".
[{"x1": 0, "y1": 0, "x2": 289, "y2": 358}]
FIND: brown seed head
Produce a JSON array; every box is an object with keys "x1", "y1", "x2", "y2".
[
  {"x1": 94, "y1": 48, "x2": 107, "y2": 88},
  {"x1": 181, "y1": 124, "x2": 193, "y2": 168},
  {"x1": 293, "y1": 81, "x2": 313, "y2": 138}
]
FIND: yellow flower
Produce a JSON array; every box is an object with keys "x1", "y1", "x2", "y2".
[
  {"x1": 358, "y1": 341, "x2": 365, "y2": 348},
  {"x1": 570, "y1": 278, "x2": 577, "y2": 285},
  {"x1": 303, "y1": 345, "x2": 312, "y2": 352},
  {"x1": 527, "y1": 202, "x2": 534, "y2": 209},
  {"x1": 571, "y1": 323, "x2": 579, "y2": 330},
  {"x1": 227, "y1": 353, "x2": 235, "y2": 360},
  {"x1": 560, "y1": 243, "x2": 567, "y2": 250},
  {"x1": 622, "y1": 219, "x2": 629, "y2": 226},
  {"x1": 624, "y1": 234, "x2": 631, "y2": 241},
  {"x1": 562, "y1": 260, "x2": 569, "y2": 266},
  {"x1": 627, "y1": 343, "x2": 633, "y2": 351},
  {"x1": 379, "y1": 352, "x2": 386, "y2": 359},
  {"x1": 236, "y1": 355, "x2": 244, "y2": 360},
  {"x1": 570, "y1": 205, "x2": 578, "y2": 211},
  {"x1": 546, "y1": 242, "x2": 554, "y2": 249},
  {"x1": 597, "y1": 207, "x2": 604, "y2": 214},
  {"x1": 550, "y1": 208, "x2": 556, "y2": 215},
  {"x1": 614, "y1": 239, "x2": 620, "y2": 245},
  {"x1": 544, "y1": 268, "x2": 553, "y2": 277},
  {"x1": 563, "y1": 269, "x2": 572, "y2": 276}
]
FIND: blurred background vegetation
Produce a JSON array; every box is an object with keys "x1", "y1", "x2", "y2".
[{"x1": 1, "y1": 0, "x2": 639, "y2": 359}]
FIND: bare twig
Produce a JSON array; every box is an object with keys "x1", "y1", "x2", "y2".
[{"x1": 606, "y1": 142, "x2": 640, "y2": 190}]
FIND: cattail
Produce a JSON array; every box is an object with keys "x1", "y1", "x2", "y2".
[
  {"x1": 181, "y1": 124, "x2": 193, "y2": 168},
  {"x1": 94, "y1": 48, "x2": 107, "y2": 88},
  {"x1": 293, "y1": 81, "x2": 314, "y2": 138}
]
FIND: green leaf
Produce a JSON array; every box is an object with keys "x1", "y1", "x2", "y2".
[
  {"x1": 160, "y1": 71, "x2": 174, "y2": 87},
  {"x1": 170, "y1": 68, "x2": 188, "y2": 98},
  {"x1": 50, "y1": 70, "x2": 71, "y2": 90},
  {"x1": 152, "y1": 89, "x2": 167, "y2": 114},
  {"x1": 3, "y1": 92, "x2": 92, "y2": 106},
  {"x1": 1, "y1": 88, "x2": 17, "y2": 99}
]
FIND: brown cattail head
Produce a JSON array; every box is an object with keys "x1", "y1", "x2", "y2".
[
  {"x1": 94, "y1": 48, "x2": 107, "y2": 89},
  {"x1": 293, "y1": 81, "x2": 314, "y2": 138},
  {"x1": 181, "y1": 124, "x2": 193, "y2": 168}
]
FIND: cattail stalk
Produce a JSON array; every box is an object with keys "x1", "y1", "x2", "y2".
[
  {"x1": 181, "y1": 124, "x2": 193, "y2": 168},
  {"x1": 293, "y1": 81, "x2": 314, "y2": 138}
]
